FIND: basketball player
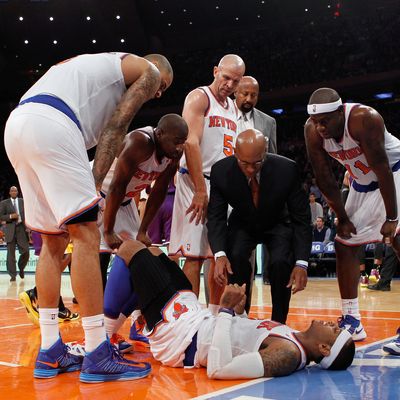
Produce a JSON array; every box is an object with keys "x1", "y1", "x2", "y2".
[
  {"x1": 4, "y1": 52, "x2": 173, "y2": 382},
  {"x1": 100, "y1": 114, "x2": 188, "y2": 350},
  {"x1": 304, "y1": 87, "x2": 400, "y2": 342},
  {"x1": 104, "y1": 239, "x2": 355, "y2": 378},
  {"x1": 169, "y1": 54, "x2": 245, "y2": 310}
]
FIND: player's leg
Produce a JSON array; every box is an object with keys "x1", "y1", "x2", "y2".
[{"x1": 335, "y1": 241, "x2": 366, "y2": 341}]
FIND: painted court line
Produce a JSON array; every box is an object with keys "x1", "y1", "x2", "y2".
[
  {"x1": 0, "y1": 323, "x2": 32, "y2": 330},
  {"x1": 190, "y1": 378, "x2": 271, "y2": 400},
  {"x1": 0, "y1": 361, "x2": 21, "y2": 367}
]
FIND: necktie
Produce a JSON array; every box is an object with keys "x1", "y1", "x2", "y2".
[
  {"x1": 250, "y1": 177, "x2": 259, "y2": 208},
  {"x1": 12, "y1": 199, "x2": 16, "y2": 209},
  {"x1": 243, "y1": 113, "x2": 248, "y2": 122}
]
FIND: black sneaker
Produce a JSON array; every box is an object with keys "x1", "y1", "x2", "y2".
[
  {"x1": 367, "y1": 282, "x2": 391, "y2": 291},
  {"x1": 58, "y1": 307, "x2": 80, "y2": 322},
  {"x1": 19, "y1": 288, "x2": 39, "y2": 326}
]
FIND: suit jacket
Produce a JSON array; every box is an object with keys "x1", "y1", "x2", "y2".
[
  {"x1": 207, "y1": 154, "x2": 311, "y2": 262},
  {"x1": 253, "y1": 108, "x2": 277, "y2": 154},
  {"x1": 0, "y1": 197, "x2": 26, "y2": 242}
]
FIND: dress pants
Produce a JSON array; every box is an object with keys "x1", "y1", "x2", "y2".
[{"x1": 227, "y1": 222, "x2": 294, "y2": 323}]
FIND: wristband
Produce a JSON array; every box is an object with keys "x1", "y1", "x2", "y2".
[
  {"x1": 295, "y1": 264, "x2": 308, "y2": 271},
  {"x1": 218, "y1": 307, "x2": 235, "y2": 316},
  {"x1": 386, "y1": 217, "x2": 398, "y2": 222}
]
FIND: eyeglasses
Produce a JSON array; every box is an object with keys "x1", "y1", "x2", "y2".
[{"x1": 236, "y1": 156, "x2": 265, "y2": 168}]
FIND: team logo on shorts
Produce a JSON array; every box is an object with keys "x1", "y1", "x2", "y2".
[
  {"x1": 172, "y1": 302, "x2": 189, "y2": 320},
  {"x1": 257, "y1": 320, "x2": 281, "y2": 330}
]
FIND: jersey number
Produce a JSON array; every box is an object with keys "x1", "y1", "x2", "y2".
[
  {"x1": 223, "y1": 134, "x2": 233, "y2": 156},
  {"x1": 344, "y1": 160, "x2": 371, "y2": 179}
]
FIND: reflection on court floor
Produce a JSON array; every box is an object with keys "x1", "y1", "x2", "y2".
[{"x1": 194, "y1": 339, "x2": 400, "y2": 400}]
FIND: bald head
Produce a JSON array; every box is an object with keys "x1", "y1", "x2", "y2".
[
  {"x1": 236, "y1": 129, "x2": 267, "y2": 154},
  {"x1": 155, "y1": 114, "x2": 188, "y2": 160},
  {"x1": 235, "y1": 129, "x2": 268, "y2": 178},
  {"x1": 235, "y1": 76, "x2": 259, "y2": 113},
  {"x1": 308, "y1": 88, "x2": 340, "y2": 105},
  {"x1": 218, "y1": 54, "x2": 246, "y2": 73}
]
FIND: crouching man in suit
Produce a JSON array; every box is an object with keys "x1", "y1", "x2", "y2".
[{"x1": 207, "y1": 129, "x2": 311, "y2": 322}]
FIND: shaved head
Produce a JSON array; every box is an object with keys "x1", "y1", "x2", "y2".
[
  {"x1": 158, "y1": 113, "x2": 187, "y2": 132},
  {"x1": 212, "y1": 54, "x2": 246, "y2": 102},
  {"x1": 155, "y1": 113, "x2": 188, "y2": 160},
  {"x1": 236, "y1": 129, "x2": 267, "y2": 155},
  {"x1": 218, "y1": 54, "x2": 246, "y2": 74},
  {"x1": 308, "y1": 87, "x2": 340, "y2": 105},
  {"x1": 235, "y1": 129, "x2": 268, "y2": 178}
]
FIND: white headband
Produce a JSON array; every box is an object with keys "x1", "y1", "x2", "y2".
[
  {"x1": 307, "y1": 98, "x2": 342, "y2": 115},
  {"x1": 320, "y1": 329, "x2": 352, "y2": 369}
]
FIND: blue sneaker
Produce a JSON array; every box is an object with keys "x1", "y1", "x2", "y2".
[
  {"x1": 34, "y1": 338, "x2": 84, "y2": 378},
  {"x1": 129, "y1": 320, "x2": 150, "y2": 349},
  {"x1": 110, "y1": 333, "x2": 133, "y2": 354},
  {"x1": 79, "y1": 340, "x2": 151, "y2": 383},
  {"x1": 382, "y1": 328, "x2": 400, "y2": 355},
  {"x1": 338, "y1": 315, "x2": 367, "y2": 341}
]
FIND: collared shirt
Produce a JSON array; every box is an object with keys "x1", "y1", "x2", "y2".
[
  {"x1": 11, "y1": 198, "x2": 22, "y2": 223},
  {"x1": 237, "y1": 109, "x2": 254, "y2": 134}
]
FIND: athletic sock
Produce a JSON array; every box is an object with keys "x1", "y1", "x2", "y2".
[
  {"x1": 342, "y1": 298, "x2": 361, "y2": 320},
  {"x1": 82, "y1": 314, "x2": 107, "y2": 352},
  {"x1": 208, "y1": 304, "x2": 220, "y2": 316},
  {"x1": 104, "y1": 313, "x2": 127, "y2": 337},
  {"x1": 39, "y1": 308, "x2": 60, "y2": 349}
]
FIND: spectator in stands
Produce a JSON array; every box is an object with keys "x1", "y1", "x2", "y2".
[
  {"x1": 309, "y1": 193, "x2": 323, "y2": 225},
  {"x1": 312, "y1": 217, "x2": 331, "y2": 244},
  {"x1": 309, "y1": 178, "x2": 323, "y2": 203}
]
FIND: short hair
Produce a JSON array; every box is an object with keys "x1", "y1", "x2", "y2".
[
  {"x1": 144, "y1": 54, "x2": 173, "y2": 77},
  {"x1": 327, "y1": 338, "x2": 355, "y2": 370}
]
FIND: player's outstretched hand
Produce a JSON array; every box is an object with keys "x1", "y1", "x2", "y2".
[
  {"x1": 104, "y1": 230, "x2": 123, "y2": 250},
  {"x1": 336, "y1": 218, "x2": 356, "y2": 240},
  {"x1": 185, "y1": 191, "x2": 208, "y2": 225},
  {"x1": 220, "y1": 283, "x2": 246, "y2": 309}
]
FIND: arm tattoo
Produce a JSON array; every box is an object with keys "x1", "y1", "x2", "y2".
[
  {"x1": 261, "y1": 346, "x2": 299, "y2": 377},
  {"x1": 93, "y1": 67, "x2": 160, "y2": 189}
]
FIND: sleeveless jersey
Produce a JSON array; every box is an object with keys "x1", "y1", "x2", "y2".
[
  {"x1": 21, "y1": 52, "x2": 129, "y2": 149},
  {"x1": 180, "y1": 86, "x2": 238, "y2": 176},
  {"x1": 196, "y1": 317, "x2": 307, "y2": 370},
  {"x1": 323, "y1": 103, "x2": 400, "y2": 186},
  {"x1": 101, "y1": 127, "x2": 171, "y2": 202}
]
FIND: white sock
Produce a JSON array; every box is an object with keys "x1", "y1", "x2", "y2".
[
  {"x1": 342, "y1": 298, "x2": 361, "y2": 320},
  {"x1": 39, "y1": 308, "x2": 60, "y2": 349},
  {"x1": 82, "y1": 314, "x2": 107, "y2": 352},
  {"x1": 208, "y1": 304, "x2": 220, "y2": 316},
  {"x1": 104, "y1": 316, "x2": 118, "y2": 337},
  {"x1": 131, "y1": 309, "x2": 141, "y2": 324},
  {"x1": 114, "y1": 313, "x2": 127, "y2": 335}
]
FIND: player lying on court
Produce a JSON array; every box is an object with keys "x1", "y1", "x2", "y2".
[{"x1": 104, "y1": 240, "x2": 355, "y2": 379}]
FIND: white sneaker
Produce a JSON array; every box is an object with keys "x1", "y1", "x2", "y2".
[
  {"x1": 338, "y1": 315, "x2": 367, "y2": 341},
  {"x1": 382, "y1": 329, "x2": 400, "y2": 355}
]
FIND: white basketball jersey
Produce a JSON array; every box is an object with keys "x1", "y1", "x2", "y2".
[
  {"x1": 180, "y1": 86, "x2": 238, "y2": 176},
  {"x1": 323, "y1": 103, "x2": 400, "y2": 185},
  {"x1": 21, "y1": 52, "x2": 129, "y2": 149},
  {"x1": 101, "y1": 127, "x2": 171, "y2": 201},
  {"x1": 196, "y1": 317, "x2": 307, "y2": 370}
]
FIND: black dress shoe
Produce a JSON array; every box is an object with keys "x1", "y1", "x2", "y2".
[
  {"x1": 367, "y1": 282, "x2": 390, "y2": 291},
  {"x1": 19, "y1": 270, "x2": 25, "y2": 279},
  {"x1": 10, "y1": 277, "x2": 16, "y2": 282}
]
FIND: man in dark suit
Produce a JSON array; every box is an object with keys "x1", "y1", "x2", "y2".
[
  {"x1": 235, "y1": 76, "x2": 277, "y2": 286},
  {"x1": 234, "y1": 76, "x2": 277, "y2": 153},
  {"x1": 0, "y1": 186, "x2": 29, "y2": 281},
  {"x1": 207, "y1": 130, "x2": 311, "y2": 323}
]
